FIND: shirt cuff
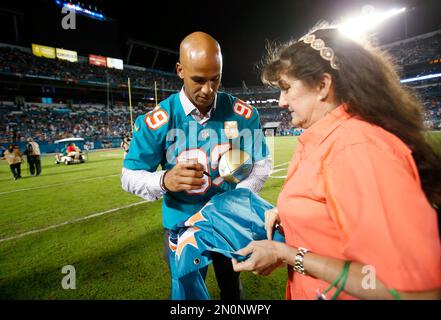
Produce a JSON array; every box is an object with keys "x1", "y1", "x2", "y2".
[
  {"x1": 121, "y1": 167, "x2": 166, "y2": 201},
  {"x1": 147, "y1": 170, "x2": 167, "y2": 196},
  {"x1": 236, "y1": 156, "x2": 272, "y2": 193}
]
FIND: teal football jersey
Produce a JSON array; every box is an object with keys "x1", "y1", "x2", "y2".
[{"x1": 124, "y1": 91, "x2": 269, "y2": 228}]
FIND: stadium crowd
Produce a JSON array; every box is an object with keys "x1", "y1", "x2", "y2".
[
  {"x1": 3, "y1": 85, "x2": 437, "y2": 145},
  {"x1": 386, "y1": 32, "x2": 441, "y2": 66},
  {"x1": 0, "y1": 47, "x2": 182, "y2": 90},
  {"x1": 0, "y1": 83, "x2": 439, "y2": 144},
  {"x1": 0, "y1": 31, "x2": 440, "y2": 146},
  {"x1": 416, "y1": 83, "x2": 441, "y2": 130},
  {"x1": 0, "y1": 103, "x2": 136, "y2": 143}
]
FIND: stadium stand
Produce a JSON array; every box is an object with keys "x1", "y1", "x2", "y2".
[
  {"x1": 0, "y1": 44, "x2": 182, "y2": 90},
  {"x1": 383, "y1": 30, "x2": 441, "y2": 66},
  {"x1": 0, "y1": 29, "x2": 440, "y2": 150},
  {"x1": 0, "y1": 102, "x2": 137, "y2": 143}
]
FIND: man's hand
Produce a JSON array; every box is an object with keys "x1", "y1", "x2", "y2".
[{"x1": 163, "y1": 162, "x2": 205, "y2": 192}]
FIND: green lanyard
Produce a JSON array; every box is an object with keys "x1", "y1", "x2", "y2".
[
  {"x1": 320, "y1": 260, "x2": 401, "y2": 300},
  {"x1": 321, "y1": 261, "x2": 351, "y2": 300},
  {"x1": 389, "y1": 288, "x2": 401, "y2": 300}
]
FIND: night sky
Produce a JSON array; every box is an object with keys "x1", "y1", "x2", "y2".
[{"x1": 1, "y1": 0, "x2": 440, "y2": 86}]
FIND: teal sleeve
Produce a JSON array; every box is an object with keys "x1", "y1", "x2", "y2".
[{"x1": 123, "y1": 114, "x2": 167, "y2": 172}]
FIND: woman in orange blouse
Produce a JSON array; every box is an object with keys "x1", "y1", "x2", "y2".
[{"x1": 232, "y1": 27, "x2": 441, "y2": 300}]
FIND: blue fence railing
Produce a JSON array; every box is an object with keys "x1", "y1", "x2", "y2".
[{"x1": 1, "y1": 137, "x2": 123, "y2": 154}]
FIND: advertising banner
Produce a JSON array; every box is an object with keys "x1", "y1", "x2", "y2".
[
  {"x1": 56, "y1": 48, "x2": 78, "y2": 62},
  {"x1": 32, "y1": 44, "x2": 56, "y2": 59},
  {"x1": 89, "y1": 54, "x2": 107, "y2": 67},
  {"x1": 106, "y1": 57, "x2": 123, "y2": 70}
]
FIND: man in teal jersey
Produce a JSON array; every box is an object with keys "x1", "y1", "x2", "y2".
[{"x1": 122, "y1": 32, "x2": 272, "y2": 299}]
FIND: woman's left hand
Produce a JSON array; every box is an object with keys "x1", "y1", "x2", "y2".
[{"x1": 232, "y1": 240, "x2": 285, "y2": 276}]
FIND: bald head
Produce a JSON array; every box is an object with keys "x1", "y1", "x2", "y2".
[
  {"x1": 177, "y1": 32, "x2": 223, "y2": 112},
  {"x1": 179, "y1": 32, "x2": 222, "y2": 69}
]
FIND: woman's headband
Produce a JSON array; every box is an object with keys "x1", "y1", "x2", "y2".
[{"x1": 299, "y1": 34, "x2": 340, "y2": 70}]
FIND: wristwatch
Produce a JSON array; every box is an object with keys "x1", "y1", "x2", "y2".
[
  {"x1": 160, "y1": 170, "x2": 169, "y2": 193},
  {"x1": 294, "y1": 247, "x2": 309, "y2": 275}
]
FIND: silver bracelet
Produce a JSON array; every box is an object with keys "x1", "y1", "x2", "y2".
[{"x1": 294, "y1": 247, "x2": 309, "y2": 275}]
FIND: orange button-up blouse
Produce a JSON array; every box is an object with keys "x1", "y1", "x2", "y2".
[{"x1": 277, "y1": 104, "x2": 441, "y2": 300}]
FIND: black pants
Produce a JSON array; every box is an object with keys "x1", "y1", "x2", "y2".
[
  {"x1": 162, "y1": 228, "x2": 244, "y2": 300},
  {"x1": 28, "y1": 156, "x2": 41, "y2": 176},
  {"x1": 10, "y1": 163, "x2": 21, "y2": 179}
]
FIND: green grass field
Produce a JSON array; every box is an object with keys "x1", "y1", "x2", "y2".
[
  {"x1": 0, "y1": 136, "x2": 297, "y2": 300},
  {"x1": 1, "y1": 132, "x2": 440, "y2": 300}
]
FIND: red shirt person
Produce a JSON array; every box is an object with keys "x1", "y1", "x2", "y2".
[{"x1": 66, "y1": 144, "x2": 76, "y2": 153}]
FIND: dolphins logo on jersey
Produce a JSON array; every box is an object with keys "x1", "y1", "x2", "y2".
[{"x1": 170, "y1": 209, "x2": 209, "y2": 259}]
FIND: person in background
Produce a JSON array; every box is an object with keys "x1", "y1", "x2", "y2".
[
  {"x1": 120, "y1": 134, "x2": 131, "y2": 158},
  {"x1": 1, "y1": 144, "x2": 24, "y2": 180},
  {"x1": 66, "y1": 143, "x2": 79, "y2": 161},
  {"x1": 25, "y1": 137, "x2": 41, "y2": 176}
]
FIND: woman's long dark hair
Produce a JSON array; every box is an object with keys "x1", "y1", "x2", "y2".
[{"x1": 262, "y1": 27, "x2": 441, "y2": 208}]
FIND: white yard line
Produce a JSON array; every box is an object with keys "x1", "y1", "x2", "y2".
[
  {"x1": 272, "y1": 161, "x2": 290, "y2": 169},
  {"x1": 0, "y1": 174, "x2": 120, "y2": 196},
  {"x1": 0, "y1": 201, "x2": 147, "y2": 243},
  {"x1": 270, "y1": 175, "x2": 288, "y2": 179},
  {"x1": 269, "y1": 162, "x2": 290, "y2": 178},
  {"x1": 269, "y1": 168, "x2": 288, "y2": 179}
]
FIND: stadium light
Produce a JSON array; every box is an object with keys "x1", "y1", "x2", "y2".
[
  {"x1": 400, "y1": 73, "x2": 441, "y2": 84},
  {"x1": 338, "y1": 6, "x2": 406, "y2": 39},
  {"x1": 54, "y1": 0, "x2": 105, "y2": 21}
]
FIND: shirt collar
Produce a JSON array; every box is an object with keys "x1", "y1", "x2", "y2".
[
  {"x1": 179, "y1": 87, "x2": 217, "y2": 118},
  {"x1": 298, "y1": 104, "x2": 352, "y2": 148}
]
